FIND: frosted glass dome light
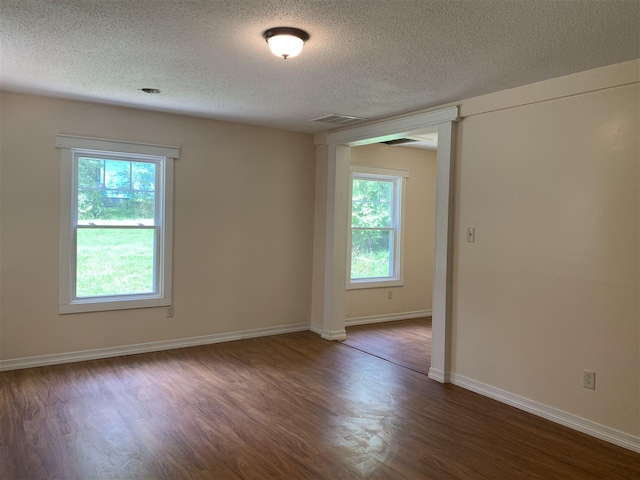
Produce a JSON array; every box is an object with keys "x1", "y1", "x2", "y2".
[{"x1": 263, "y1": 27, "x2": 310, "y2": 60}]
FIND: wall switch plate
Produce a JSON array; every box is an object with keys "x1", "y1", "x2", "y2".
[
  {"x1": 583, "y1": 370, "x2": 596, "y2": 390},
  {"x1": 167, "y1": 305, "x2": 175, "y2": 318},
  {"x1": 466, "y1": 227, "x2": 476, "y2": 242},
  {"x1": 387, "y1": 290, "x2": 393, "y2": 299}
]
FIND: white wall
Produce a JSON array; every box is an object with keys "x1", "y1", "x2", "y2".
[
  {"x1": 0, "y1": 92, "x2": 316, "y2": 360},
  {"x1": 346, "y1": 144, "x2": 436, "y2": 319},
  {"x1": 313, "y1": 60, "x2": 639, "y2": 437}
]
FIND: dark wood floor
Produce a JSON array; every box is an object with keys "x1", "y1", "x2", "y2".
[
  {"x1": 343, "y1": 317, "x2": 432, "y2": 374},
  {"x1": 1, "y1": 332, "x2": 638, "y2": 479}
]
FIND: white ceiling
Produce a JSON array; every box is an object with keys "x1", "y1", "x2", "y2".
[{"x1": 1, "y1": 1, "x2": 638, "y2": 133}]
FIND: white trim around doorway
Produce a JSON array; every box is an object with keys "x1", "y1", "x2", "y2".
[{"x1": 314, "y1": 106, "x2": 459, "y2": 383}]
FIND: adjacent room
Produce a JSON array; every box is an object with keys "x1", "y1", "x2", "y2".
[
  {"x1": 342, "y1": 139, "x2": 438, "y2": 375},
  {"x1": 1, "y1": 1, "x2": 639, "y2": 479}
]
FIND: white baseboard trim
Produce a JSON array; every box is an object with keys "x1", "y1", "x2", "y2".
[
  {"x1": 310, "y1": 324, "x2": 323, "y2": 335},
  {"x1": 450, "y1": 373, "x2": 640, "y2": 454},
  {"x1": 321, "y1": 329, "x2": 347, "y2": 341},
  {"x1": 427, "y1": 367, "x2": 451, "y2": 384},
  {"x1": 0, "y1": 323, "x2": 311, "y2": 372},
  {"x1": 345, "y1": 309, "x2": 432, "y2": 327}
]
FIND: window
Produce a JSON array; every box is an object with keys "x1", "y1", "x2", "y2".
[
  {"x1": 56, "y1": 135, "x2": 178, "y2": 313},
  {"x1": 348, "y1": 166, "x2": 409, "y2": 289}
]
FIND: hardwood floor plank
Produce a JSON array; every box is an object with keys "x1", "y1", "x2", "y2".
[
  {"x1": 343, "y1": 317, "x2": 432, "y2": 373},
  {"x1": 1, "y1": 331, "x2": 638, "y2": 479}
]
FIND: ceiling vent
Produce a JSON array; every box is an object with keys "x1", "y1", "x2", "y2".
[
  {"x1": 381, "y1": 138, "x2": 419, "y2": 146},
  {"x1": 310, "y1": 114, "x2": 367, "y2": 125}
]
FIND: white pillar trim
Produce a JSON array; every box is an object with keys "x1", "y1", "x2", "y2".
[
  {"x1": 321, "y1": 144, "x2": 349, "y2": 341},
  {"x1": 430, "y1": 121, "x2": 455, "y2": 378},
  {"x1": 325, "y1": 106, "x2": 458, "y2": 146}
]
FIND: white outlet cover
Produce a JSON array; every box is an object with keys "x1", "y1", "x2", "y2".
[{"x1": 583, "y1": 370, "x2": 596, "y2": 390}]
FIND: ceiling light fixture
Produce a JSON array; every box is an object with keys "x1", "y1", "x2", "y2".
[{"x1": 262, "y1": 27, "x2": 310, "y2": 60}]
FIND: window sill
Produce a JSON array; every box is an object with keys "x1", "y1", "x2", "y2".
[
  {"x1": 346, "y1": 279, "x2": 404, "y2": 290},
  {"x1": 59, "y1": 296, "x2": 170, "y2": 314}
]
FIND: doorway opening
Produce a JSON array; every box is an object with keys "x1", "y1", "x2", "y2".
[
  {"x1": 341, "y1": 137, "x2": 438, "y2": 375},
  {"x1": 316, "y1": 106, "x2": 458, "y2": 382}
]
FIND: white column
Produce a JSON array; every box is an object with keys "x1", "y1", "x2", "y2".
[
  {"x1": 322, "y1": 144, "x2": 350, "y2": 340},
  {"x1": 429, "y1": 121, "x2": 455, "y2": 382}
]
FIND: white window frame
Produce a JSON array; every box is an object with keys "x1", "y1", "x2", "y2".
[
  {"x1": 347, "y1": 165, "x2": 409, "y2": 289},
  {"x1": 56, "y1": 135, "x2": 178, "y2": 314}
]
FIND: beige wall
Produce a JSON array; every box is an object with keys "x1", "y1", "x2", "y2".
[
  {"x1": 346, "y1": 144, "x2": 436, "y2": 319},
  {"x1": 0, "y1": 92, "x2": 316, "y2": 360},
  {"x1": 451, "y1": 81, "x2": 639, "y2": 436},
  {"x1": 313, "y1": 60, "x2": 639, "y2": 437}
]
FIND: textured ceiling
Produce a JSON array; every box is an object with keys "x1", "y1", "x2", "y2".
[{"x1": 1, "y1": 0, "x2": 638, "y2": 133}]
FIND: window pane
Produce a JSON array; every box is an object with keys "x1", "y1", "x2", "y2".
[
  {"x1": 76, "y1": 228, "x2": 155, "y2": 297},
  {"x1": 351, "y1": 229, "x2": 392, "y2": 279},
  {"x1": 131, "y1": 162, "x2": 156, "y2": 191},
  {"x1": 105, "y1": 159, "x2": 131, "y2": 190},
  {"x1": 78, "y1": 158, "x2": 104, "y2": 188},
  {"x1": 77, "y1": 157, "x2": 156, "y2": 225},
  {"x1": 352, "y1": 179, "x2": 393, "y2": 228}
]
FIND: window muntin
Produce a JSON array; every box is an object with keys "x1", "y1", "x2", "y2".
[{"x1": 348, "y1": 168, "x2": 407, "y2": 288}]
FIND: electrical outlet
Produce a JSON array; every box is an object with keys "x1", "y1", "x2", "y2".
[
  {"x1": 466, "y1": 227, "x2": 476, "y2": 243},
  {"x1": 583, "y1": 370, "x2": 596, "y2": 390},
  {"x1": 387, "y1": 290, "x2": 393, "y2": 300},
  {"x1": 167, "y1": 305, "x2": 174, "y2": 318}
]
